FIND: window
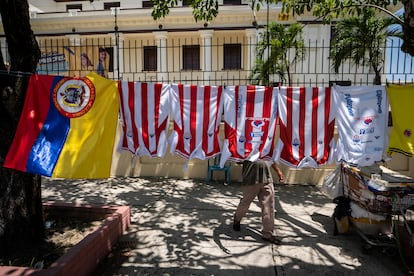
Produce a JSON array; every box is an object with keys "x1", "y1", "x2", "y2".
[
  {"x1": 142, "y1": 1, "x2": 153, "y2": 8},
  {"x1": 66, "y1": 4, "x2": 82, "y2": 11},
  {"x1": 143, "y1": 46, "x2": 157, "y2": 71},
  {"x1": 182, "y1": 0, "x2": 192, "y2": 6},
  {"x1": 182, "y1": 45, "x2": 200, "y2": 70},
  {"x1": 223, "y1": 0, "x2": 242, "y2": 5},
  {"x1": 104, "y1": 2, "x2": 120, "y2": 10},
  {"x1": 223, "y1": 44, "x2": 241, "y2": 69}
]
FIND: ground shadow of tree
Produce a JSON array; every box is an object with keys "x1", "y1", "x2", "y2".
[{"x1": 42, "y1": 177, "x2": 408, "y2": 275}]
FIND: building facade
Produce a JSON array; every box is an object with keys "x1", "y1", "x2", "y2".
[{"x1": 2, "y1": 0, "x2": 392, "y2": 86}]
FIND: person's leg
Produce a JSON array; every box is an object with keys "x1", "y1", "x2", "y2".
[
  {"x1": 234, "y1": 183, "x2": 261, "y2": 230},
  {"x1": 258, "y1": 182, "x2": 275, "y2": 240}
]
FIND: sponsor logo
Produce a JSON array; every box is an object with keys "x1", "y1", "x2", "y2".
[
  {"x1": 53, "y1": 77, "x2": 95, "y2": 118},
  {"x1": 250, "y1": 131, "x2": 264, "y2": 137},
  {"x1": 359, "y1": 127, "x2": 375, "y2": 135},
  {"x1": 249, "y1": 140, "x2": 263, "y2": 144},
  {"x1": 239, "y1": 136, "x2": 246, "y2": 143},
  {"x1": 404, "y1": 129, "x2": 412, "y2": 138},
  {"x1": 344, "y1": 94, "x2": 354, "y2": 116},
  {"x1": 237, "y1": 94, "x2": 243, "y2": 118},
  {"x1": 376, "y1": 90, "x2": 383, "y2": 114}
]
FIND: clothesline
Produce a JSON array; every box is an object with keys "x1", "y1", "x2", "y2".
[{"x1": 3, "y1": 72, "x2": 413, "y2": 179}]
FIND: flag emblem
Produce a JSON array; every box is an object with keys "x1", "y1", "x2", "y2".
[{"x1": 53, "y1": 77, "x2": 95, "y2": 118}]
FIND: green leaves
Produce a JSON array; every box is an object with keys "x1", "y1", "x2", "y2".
[
  {"x1": 151, "y1": 0, "x2": 178, "y2": 20},
  {"x1": 249, "y1": 22, "x2": 305, "y2": 86},
  {"x1": 280, "y1": 0, "x2": 401, "y2": 24},
  {"x1": 151, "y1": 0, "x2": 219, "y2": 23},
  {"x1": 191, "y1": 0, "x2": 219, "y2": 22},
  {"x1": 329, "y1": 8, "x2": 402, "y2": 84}
]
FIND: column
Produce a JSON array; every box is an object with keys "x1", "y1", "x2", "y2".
[
  {"x1": 66, "y1": 34, "x2": 81, "y2": 75},
  {"x1": 67, "y1": 34, "x2": 81, "y2": 47},
  {"x1": 199, "y1": 29, "x2": 214, "y2": 83},
  {"x1": 112, "y1": 33, "x2": 124, "y2": 79},
  {"x1": 154, "y1": 31, "x2": 168, "y2": 82},
  {"x1": 245, "y1": 28, "x2": 258, "y2": 71}
]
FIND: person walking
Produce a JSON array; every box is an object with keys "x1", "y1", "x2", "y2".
[{"x1": 233, "y1": 160, "x2": 285, "y2": 244}]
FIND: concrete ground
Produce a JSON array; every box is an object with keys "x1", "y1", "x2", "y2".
[{"x1": 42, "y1": 177, "x2": 412, "y2": 276}]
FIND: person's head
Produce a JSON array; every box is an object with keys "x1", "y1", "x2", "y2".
[
  {"x1": 98, "y1": 47, "x2": 107, "y2": 61},
  {"x1": 81, "y1": 53, "x2": 93, "y2": 68}
]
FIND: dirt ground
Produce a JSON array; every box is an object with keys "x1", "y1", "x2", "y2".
[{"x1": 0, "y1": 217, "x2": 102, "y2": 269}]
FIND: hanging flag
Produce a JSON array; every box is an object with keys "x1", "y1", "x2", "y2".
[
  {"x1": 276, "y1": 86, "x2": 335, "y2": 168},
  {"x1": 386, "y1": 84, "x2": 414, "y2": 157},
  {"x1": 220, "y1": 85, "x2": 278, "y2": 166},
  {"x1": 168, "y1": 84, "x2": 223, "y2": 161},
  {"x1": 333, "y1": 85, "x2": 389, "y2": 166},
  {"x1": 118, "y1": 81, "x2": 170, "y2": 157},
  {"x1": 4, "y1": 72, "x2": 119, "y2": 179}
]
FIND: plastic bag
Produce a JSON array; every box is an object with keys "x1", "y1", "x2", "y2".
[{"x1": 321, "y1": 165, "x2": 343, "y2": 199}]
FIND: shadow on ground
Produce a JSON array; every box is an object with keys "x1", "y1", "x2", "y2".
[{"x1": 42, "y1": 177, "x2": 411, "y2": 276}]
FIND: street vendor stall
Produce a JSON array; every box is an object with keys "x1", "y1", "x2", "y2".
[{"x1": 341, "y1": 162, "x2": 414, "y2": 259}]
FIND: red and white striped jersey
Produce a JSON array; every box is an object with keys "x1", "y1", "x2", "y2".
[
  {"x1": 168, "y1": 84, "x2": 223, "y2": 160},
  {"x1": 118, "y1": 81, "x2": 170, "y2": 157},
  {"x1": 220, "y1": 85, "x2": 278, "y2": 166},
  {"x1": 276, "y1": 86, "x2": 335, "y2": 168}
]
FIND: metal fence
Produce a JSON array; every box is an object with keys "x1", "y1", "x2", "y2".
[{"x1": 14, "y1": 34, "x2": 414, "y2": 86}]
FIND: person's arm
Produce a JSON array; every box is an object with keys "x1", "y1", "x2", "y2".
[{"x1": 271, "y1": 163, "x2": 285, "y2": 183}]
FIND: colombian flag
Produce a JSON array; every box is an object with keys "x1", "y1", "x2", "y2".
[{"x1": 4, "y1": 72, "x2": 119, "y2": 178}]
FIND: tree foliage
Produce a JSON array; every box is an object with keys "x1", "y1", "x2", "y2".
[
  {"x1": 249, "y1": 22, "x2": 305, "y2": 86},
  {"x1": 280, "y1": 0, "x2": 414, "y2": 56},
  {"x1": 151, "y1": 0, "x2": 414, "y2": 56},
  {"x1": 152, "y1": 0, "x2": 218, "y2": 22},
  {"x1": 330, "y1": 8, "x2": 403, "y2": 84}
]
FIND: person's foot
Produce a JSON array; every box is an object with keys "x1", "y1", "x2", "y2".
[
  {"x1": 262, "y1": 236, "x2": 282, "y2": 245},
  {"x1": 233, "y1": 219, "x2": 241, "y2": 231}
]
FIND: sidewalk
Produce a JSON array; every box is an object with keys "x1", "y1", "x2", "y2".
[{"x1": 42, "y1": 177, "x2": 408, "y2": 276}]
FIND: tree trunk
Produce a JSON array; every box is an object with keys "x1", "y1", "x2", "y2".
[
  {"x1": 402, "y1": 0, "x2": 414, "y2": 56},
  {"x1": 0, "y1": 0, "x2": 43, "y2": 256}
]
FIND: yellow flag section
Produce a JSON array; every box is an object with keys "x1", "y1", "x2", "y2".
[
  {"x1": 52, "y1": 72, "x2": 120, "y2": 178},
  {"x1": 386, "y1": 84, "x2": 414, "y2": 157}
]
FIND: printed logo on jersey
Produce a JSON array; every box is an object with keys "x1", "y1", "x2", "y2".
[
  {"x1": 184, "y1": 132, "x2": 192, "y2": 140},
  {"x1": 252, "y1": 120, "x2": 265, "y2": 128},
  {"x1": 362, "y1": 116, "x2": 374, "y2": 127},
  {"x1": 53, "y1": 77, "x2": 95, "y2": 118},
  {"x1": 292, "y1": 138, "x2": 300, "y2": 147},
  {"x1": 352, "y1": 135, "x2": 361, "y2": 144}
]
